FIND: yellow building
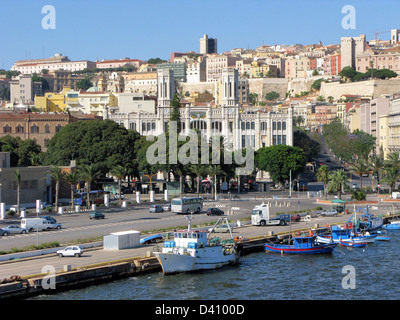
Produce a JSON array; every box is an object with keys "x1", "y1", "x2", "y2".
[
  {"x1": 379, "y1": 114, "x2": 390, "y2": 159},
  {"x1": 35, "y1": 87, "x2": 77, "y2": 112},
  {"x1": 250, "y1": 61, "x2": 278, "y2": 78}
]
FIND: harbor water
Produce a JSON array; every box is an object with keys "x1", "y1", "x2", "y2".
[{"x1": 31, "y1": 231, "x2": 400, "y2": 300}]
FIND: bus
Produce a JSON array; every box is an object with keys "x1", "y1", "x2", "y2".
[
  {"x1": 171, "y1": 197, "x2": 203, "y2": 214},
  {"x1": 74, "y1": 190, "x2": 109, "y2": 206}
]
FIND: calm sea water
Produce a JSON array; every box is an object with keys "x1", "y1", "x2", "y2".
[{"x1": 31, "y1": 231, "x2": 400, "y2": 300}]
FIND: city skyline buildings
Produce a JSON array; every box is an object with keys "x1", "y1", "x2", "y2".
[{"x1": 1, "y1": 0, "x2": 400, "y2": 70}]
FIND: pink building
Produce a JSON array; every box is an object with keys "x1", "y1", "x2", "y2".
[{"x1": 96, "y1": 59, "x2": 145, "y2": 70}]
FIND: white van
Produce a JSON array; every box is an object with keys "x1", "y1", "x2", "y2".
[{"x1": 21, "y1": 218, "x2": 49, "y2": 232}]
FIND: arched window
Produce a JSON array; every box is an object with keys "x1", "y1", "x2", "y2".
[
  {"x1": 142, "y1": 122, "x2": 146, "y2": 132},
  {"x1": 251, "y1": 122, "x2": 255, "y2": 130},
  {"x1": 16, "y1": 124, "x2": 24, "y2": 133},
  {"x1": 277, "y1": 122, "x2": 281, "y2": 130},
  {"x1": 282, "y1": 121, "x2": 286, "y2": 130},
  {"x1": 55, "y1": 124, "x2": 62, "y2": 133},
  {"x1": 241, "y1": 122, "x2": 245, "y2": 130},
  {"x1": 3, "y1": 124, "x2": 11, "y2": 133},
  {"x1": 246, "y1": 122, "x2": 250, "y2": 130},
  {"x1": 272, "y1": 122, "x2": 276, "y2": 130},
  {"x1": 44, "y1": 124, "x2": 50, "y2": 133},
  {"x1": 31, "y1": 124, "x2": 39, "y2": 133}
]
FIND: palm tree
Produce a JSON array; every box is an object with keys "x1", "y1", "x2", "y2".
[
  {"x1": 207, "y1": 165, "x2": 224, "y2": 200},
  {"x1": 382, "y1": 166, "x2": 400, "y2": 194},
  {"x1": 384, "y1": 152, "x2": 400, "y2": 172},
  {"x1": 63, "y1": 170, "x2": 80, "y2": 211},
  {"x1": 15, "y1": 169, "x2": 21, "y2": 216},
  {"x1": 49, "y1": 166, "x2": 64, "y2": 213},
  {"x1": 175, "y1": 166, "x2": 189, "y2": 198},
  {"x1": 316, "y1": 165, "x2": 330, "y2": 199},
  {"x1": 78, "y1": 164, "x2": 100, "y2": 209},
  {"x1": 328, "y1": 169, "x2": 348, "y2": 199},
  {"x1": 111, "y1": 165, "x2": 127, "y2": 206},
  {"x1": 369, "y1": 153, "x2": 384, "y2": 185},
  {"x1": 349, "y1": 159, "x2": 370, "y2": 189},
  {"x1": 190, "y1": 164, "x2": 208, "y2": 197}
]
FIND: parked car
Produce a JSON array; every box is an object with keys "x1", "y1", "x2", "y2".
[
  {"x1": 0, "y1": 228, "x2": 9, "y2": 236},
  {"x1": 56, "y1": 246, "x2": 83, "y2": 257},
  {"x1": 321, "y1": 209, "x2": 338, "y2": 216},
  {"x1": 352, "y1": 183, "x2": 359, "y2": 190},
  {"x1": 206, "y1": 208, "x2": 224, "y2": 216},
  {"x1": 1, "y1": 225, "x2": 28, "y2": 234},
  {"x1": 42, "y1": 215, "x2": 57, "y2": 223},
  {"x1": 291, "y1": 214, "x2": 301, "y2": 222},
  {"x1": 149, "y1": 205, "x2": 163, "y2": 213},
  {"x1": 271, "y1": 214, "x2": 290, "y2": 225},
  {"x1": 89, "y1": 212, "x2": 105, "y2": 220},
  {"x1": 162, "y1": 204, "x2": 171, "y2": 211},
  {"x1": 47, "y1": 222, "x2": 62, "y2": 230},
  {"x1": 208, "y1": 224, "x2": 232, "y2": 233},
  {"x1": 9, "y1": 205, "x2": 26, "y2": 213}
]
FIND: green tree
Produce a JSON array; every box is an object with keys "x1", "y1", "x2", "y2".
[
  {"x1": 316, "y1": 165, "x2": 330, "y2": 198},
  {"x1": 49, "y1": 166, "x2": 64, "y2": 212},
  {"x1": 351, "y1": 129, "x2": 376, "y2": 160},
  {"x1": 311, "y1": 78, "x2": 324, "y2": 91},
  {"x1": 78, "y1": 164, "x2": 100, "y2": 209},
  {"x1": 32, "y1": 73, "x2": 49, "y2": 91},
  {"x1": 63, "y1": 170, "x2": 80, "y2": 211},
  {"x1": 328, "y1": 169, "x2": 348, "y2": 199},
  {"x1": 265, "y1": 91, "x2": 280, "y2": 101},
  {"x1": 349, "y1": 159, "x2": 370, "y2": 189},
  {"x1": 293, "y1": 130, "x2": 320, "y2": 162},
  {"x1": 255, "y1": 145, "x2": 306, "y2": 185},
  {"x1": 339, "y1": 66, "x2": 357, "y2": 81},
  {"x1": 76, "y1": 78, "x2": 93, "y2": 91},
  {"x1": 0, "y1": 135, "x2": 41, "y2": 167},
  {"x1": 111, "y1": 165, "x2": 127, "y2": 206},
  {"x1": 15, "y1": 169, "x2": 21, "y2": 215},
  {"x1": 190, "y1": 164, "x2": 208, "y2": 197},
  {"x1": 207, "y1": 165, "x2": 224, "y2": 200},
  {"x1": 42, "y1": 119, "x2": 140, "y2": 176},
  {"x1": 369, "y1": 153, "x2": 385, "y2": 185},
  {"x1": 382, "y1": 166, "x2": 400, "y2": 194},
  {"x1": 169, "y1": 93, "x2": 181, "y2": 131}
]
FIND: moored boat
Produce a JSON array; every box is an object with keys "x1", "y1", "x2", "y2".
[
  {"x1": 339, "y1": 239, "x2": 367, "y2": 248},
  {"x1": 382, "y1": 222, "x2": 400, "y2": 230},
  {"x1": 153, "y1": 216, "x2": 240, "y2": 275},
  {"x1": 316, "y1": 225, "x2": 377, "y2": 244},
  {"x1": 264, "y1": 236, "x2": 337, "y2": 255}
]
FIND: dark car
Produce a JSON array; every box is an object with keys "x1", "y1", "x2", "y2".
[
  {"x1": 149, "y1": 205, "x2": 163, "y2": 213},
  {"x1": 42, "y1": 215, "x2": 57, "y2": 223},
  {"x1": 271, "y1": 214, "x2": 290, "y2": 225},
  {"x1": 206, "y1": 208, "x2": 224, "y2": 216},
  {"x1": 89, "y1": 212, "x2": 105, "y2": 220}
]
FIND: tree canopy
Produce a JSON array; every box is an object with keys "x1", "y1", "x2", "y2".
[
  {"x1": 41, "y1": 119, "x2": 140, "y2": 176},
  {"x1": 255, "y1": 145, "x2": 306, "y2": 184},
  {"x1": 0, "y1": 135, "x2": 41, "y2": 166}
]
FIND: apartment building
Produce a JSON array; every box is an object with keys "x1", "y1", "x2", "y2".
[
  {"x1": 9, "y1": 75, "x2": 42, "y2": 104},
  {"x1": 285, "y1": 57, "x2": 310, "y2": 78},
  {"x1": 96, "y1": 58, "x2": 145, "y2": 70},
  {"x1": 206, "y1": 54, "x2": 239, "y2": 82}
]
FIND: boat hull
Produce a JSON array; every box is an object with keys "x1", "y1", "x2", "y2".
[
  {"x1": 154, "y1": 251, "x2": 239, "y2": 275},
  {"x1": 264, "y1": 243, "x2": 336, "y2": 254},
  {"x1": 382, "y1": 224, "x2": 400, "y2": 230},
  {"x1": 339, "y1": 240, "x2": 367, "y2": 248},
  {"x1": 316, "y1": 234, "x2": 376, "y2": 244}
]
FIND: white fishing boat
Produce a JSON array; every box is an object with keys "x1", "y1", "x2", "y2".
[{"x1": 153, "y1": 216, "x2": 240, "y2": 275}]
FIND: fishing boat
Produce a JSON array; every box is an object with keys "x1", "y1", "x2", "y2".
[
  {"x1": 339, "y1": 239, "x2": 367, "y2": 248},
  {"x1": 264, "y1": 236, "x2": 337, "y2": 254},
  {"x1": 382, "y1": 222, "x2": 400, "y2": 230},
  {"x1": 355, "y1": 206, "x2": 383, "y2": 232},
  {"x1": 153, "y1": 216, "x2": 240, "y2": 275},
  {"x1": 316, "y1": 225, "x2": 377, "y2": 244}
]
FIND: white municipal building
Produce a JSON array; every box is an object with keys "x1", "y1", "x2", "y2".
[{"x1": 106, "y1": 68, "x2": 294, "y2": 152}]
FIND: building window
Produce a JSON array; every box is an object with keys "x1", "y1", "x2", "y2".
[
  {"x1": 273, "y1": 135, "x2": 277, "y2": 145},
  {"x1": 251, "y1": 122, "x2": 255, "y2": 130},
  {"x1": 282, "y1": 121, "x2": 286, "y2": 130},
  {"x1": 16, "y1": 124, "x2": 24, "y2": 133},
  {"x1": 55, "y1": 124, "x2": 62, "y2": 132},
  {"x1": 277, "y1": 122, "x2": 281, "y2": 130},
  {"x1": 3, "y1": 124, "x2": 11, "y2": 133},
  {"x1": 272, "y1": 122, "x2": 276, "y2": 130},
  {"x1": 44, "y1": 124, "x2": 50, "y2": 133},
  {"x1": 31, "y1": 124, "x2": 39, "y2": 133}
]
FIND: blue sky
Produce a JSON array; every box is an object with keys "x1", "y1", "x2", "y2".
[{"x1": 1, "y1": 0, "x2": 400, "y2": 69}]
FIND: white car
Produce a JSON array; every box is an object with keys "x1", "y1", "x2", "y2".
[
  {"x1": 47, "y1": 222, "x2": 62, "y2": 230},
  {"x1": 9, "y1": 205, "x2": 26, "y2": 212},
  {"x1": 56, "y1": 246, "x2": 83, "y2": 257},
  {"x1": 321, "y1": 209, "x2": 338, "y2": 216}
]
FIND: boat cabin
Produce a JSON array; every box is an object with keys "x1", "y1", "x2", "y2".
[
  {"x1": 293, "y1": 236, "x2": 316, "y2": 248},
  {"x1": 331, "y1": 225, "x2": 352, "y2": 240},
  {"x1": 164, "y1": 230, "x2": 208, "y2": 249}
]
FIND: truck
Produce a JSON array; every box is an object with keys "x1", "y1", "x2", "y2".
[
  {"x1": 21, "y1": 218, "x2": 49, "y2": 232},
  {"x1": 251, "y1": 203, "x2": 287, "y2": 226}
]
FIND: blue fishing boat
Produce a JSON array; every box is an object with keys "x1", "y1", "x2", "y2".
[
  {"x1": 339, "y1": 239, "x2": 367, "y2": 248},
  {"x1": 316, "y1": 225, "x2": 377, "y2": 244},
  {"x1": 140, "y1": 234, "x2": 163, "y2": 244},
  {"x1": 264, "y1": 236, "x2": 337, "y2": 255},
  {"x1": 382, "y1": 222, "x2": 400, "y2": 230},
  {"x1": 353, "y1": 206, "x2": 383, "y2": 232}
]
